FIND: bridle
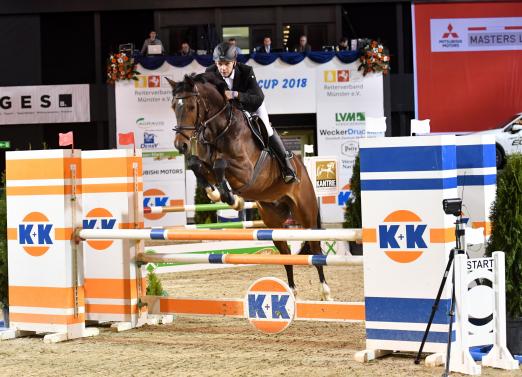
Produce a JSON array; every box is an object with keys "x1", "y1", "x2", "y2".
[{"x1": 173, "y1": 83, "x2": 233, "y2": 152}]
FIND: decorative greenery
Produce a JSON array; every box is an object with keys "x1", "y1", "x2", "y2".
[
  {"x1": 194, "y1": 184, "x2": 217, "y2": 224},
  {"x1": 0, "y1": 172, "x2": 8, "y2": 309},
  {"x1": 146, "y1": 270, "x2": 167, "y2": 296},
  {"x1": 343, "y1": 154, "x2": 362, "y2": 229},
  {"x1": 106, "y1": 51, "x2": 139, "y2": 84},
  {"x1": 358, "y1": 39, "x2": 390, "y2": 76},
  {"x1": 487, "y1": 153, "x2": 522, "y2": 318}
]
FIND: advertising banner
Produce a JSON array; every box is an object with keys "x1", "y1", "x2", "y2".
[
  {"x1": 304, "y1": 156, "x2": 339, "y2": 197},
  {"x1": 142, "y1": 151, "x2": 186, "y2": 227},
  {"x1": 316, "y1": 60, "x2": 384, "y2": 223},
  {"x1": 413, "y1": 2, "x2": 522, "y2": 132},
  {"x1": 0, "y1": 84, "x2": 90, "y2": 125}
]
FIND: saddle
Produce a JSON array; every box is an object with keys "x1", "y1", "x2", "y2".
[{"x1": 241, "y1": 111, "x2": 269, "y2": 150}]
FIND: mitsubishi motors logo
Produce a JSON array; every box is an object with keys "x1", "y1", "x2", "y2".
[{"x1": 442, "y1": 24, "x2": 459, "y2": 39}]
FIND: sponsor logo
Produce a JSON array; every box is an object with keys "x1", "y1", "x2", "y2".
[
  {"x1": 18, "y1": 212, "x2": 53, "y2": 257},
  {"x1": 436, "y1": 22, "x2": 464, "y2": 49},
  {"x1": 337, "y1": 183, "x2": 351, "y2": 206},
  {"x1": 442, "y1": 23, "x2": 459, "y2": 39},
  {"x1": 135, "y1": 117, "x2": 165, "y2": 129},
  {"x1": 141, "y1": 132, "x2": 159, "y2": 148},
  {"x1": 82, "y1": 208, "x2": 117, "y2": 250},
  {"x1": 134, "y1": 75, "x2": 172, "y2": 88},
  {"x1": 143, "y1": 188, "x2": 178, "y2": 220},
  {"x1": 245, "y1": 277, "x2": 295, "y2": 334},
  {"x1": 315, "y1": 160, "x2": 337, "y2": 188},
  {"x1": 335, "y1": 112, "x2": 365, "y2": 123},
  {"x1": 58, "y1": 94, "x2": 72, "y2": 107},
  {"x1": 378, "y1": 210, "x2": 428, "y2": 263},
  {"x1": 324, "y1": 70, "x2": 350, "y2": 83},
  {"x1": 148, "y1": 76, "x2": 161, "y2": 88},
  {"x1": 341, "y1": 141, "x2": 358, "y2": 157}
]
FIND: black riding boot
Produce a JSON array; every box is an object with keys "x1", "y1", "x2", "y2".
[{"x1": 268, "y1": 132, "x2": 298, "y2": 184}]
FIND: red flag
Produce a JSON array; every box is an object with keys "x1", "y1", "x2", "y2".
[
  {"x1": 118, "y1": 132, "x2": 135, "y2": 146},
  {"x1": 58, "y1": 131, "x2": 74, "y2": 147}
]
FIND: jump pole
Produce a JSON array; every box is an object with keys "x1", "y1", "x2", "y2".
[
  {"x1": 165, "y1": 220, "x2": 266, "y2": 230},
  {"x1": 137, "y1": 253, "x2": 363, "y2": 266},
  {"x1": 144, "y1": 201, "x2": 258, "y2": 214},
  {"x1": 79, "y1": 228, "x2": 363, "y2": 242}
]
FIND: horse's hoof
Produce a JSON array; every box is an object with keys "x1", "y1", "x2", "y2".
[
  {"x1": 320, "y1": 283, "x2": 334, "y2": 301},
  {"x1": 231, "y1": 195, "x2": 245, "y2": 211},
  {"x1": 205, "y1": 186, "x2": 221, "y2": 202},
  {"x1": 291, "y1": 288, "x2": 298, "y2": 298}
]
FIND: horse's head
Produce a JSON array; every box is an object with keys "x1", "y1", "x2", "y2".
[{"x1": 166, "y1": 73, "x2": 227, "y2": 156}]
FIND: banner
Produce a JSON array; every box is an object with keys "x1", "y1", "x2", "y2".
[
  {"x1": 413, "y1": 2, "x2": 522, "y2": 132},
  {"x1": 0, "y1": 84, "x2": 90, "y2": 125},
  {"x1": 316, "y1": 60, "x2": 384, "y2": 223},
  {"x1": 142, "y1": 151, "x2": 186, "y2": 227}
]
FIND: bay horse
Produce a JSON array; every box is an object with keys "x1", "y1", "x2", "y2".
[{"x1": 167, "y1": 73, "x2": 332, "y2": 300}]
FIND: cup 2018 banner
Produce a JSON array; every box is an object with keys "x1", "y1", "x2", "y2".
[
  {"x1": 413, "y1": 1, "x2": 522, "y2": 132},
  {"x1": 115, "y1": 58, "x2": 384, "y2": 223}
]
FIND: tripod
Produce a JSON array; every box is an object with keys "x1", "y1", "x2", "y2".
[{"x1": 414, "y1": 215, "x2": 466, "y2": 377}]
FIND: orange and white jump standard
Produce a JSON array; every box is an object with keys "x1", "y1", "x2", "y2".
[{"x1": 3, "y1": 150, "x2": 98, "y2": 343}]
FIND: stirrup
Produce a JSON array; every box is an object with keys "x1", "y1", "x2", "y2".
[{"x1": 282, "y1": 154, "x2": 298, "y2": 184}]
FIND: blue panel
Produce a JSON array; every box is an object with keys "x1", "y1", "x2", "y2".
[
  {"x1": 457, "y1": 174, "x2": 496, "y2": 186},
  {"x1": 311, "y1": 255, "x2": 327, "y2": 266},
  {"x1": 150, "y1": 229, "x2": 166, "y2": 240},
  {"x1": 361, "y1": 178, "x2": 457, "y2": 191},
  {"x1": 457, "y1": 144, "x2": 496, "y2": 169},
  {"x1": 360, "y1": 145, "x2": 456, "y2": 172},
  {"x1": 256, "y1": 230, "x2": 273, "y2": 240},
  {"x1": 208, "y1": 254, "x2": 223, "y2": 264},
  {"x1": 366, "y1": 328, "x2": 455, "y2": 343},
  {"x1": 365, "y1": 297, "x2": 451, "y2": 324}
]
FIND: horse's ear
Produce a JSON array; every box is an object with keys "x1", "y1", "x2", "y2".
[{"x1": 165, "y1": 77, "x2": 177, "y2": 88}]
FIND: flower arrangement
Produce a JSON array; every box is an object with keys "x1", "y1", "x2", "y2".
[
  {"x1": 358, "y1": 40, "x2": 390, "y2": 76},
  {"x1": 106, "y1": 52, "x2": 139, "y2": 84}
]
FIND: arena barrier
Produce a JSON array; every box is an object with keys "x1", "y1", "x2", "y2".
[
  {"x1": 3, "y1": 136, "x2": 519, "y2": 375},
  {"x1": 144, "y1": 201, "x2": 257, "y2": 214}
]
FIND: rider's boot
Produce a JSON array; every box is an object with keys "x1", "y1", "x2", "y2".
[{"x1": 268, "y1": 131, "x2": 298, "y2": 184}]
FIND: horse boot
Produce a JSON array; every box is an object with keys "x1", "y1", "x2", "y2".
[{"x1": 268, "y1": 132, "x2": 298, "y2": 184}]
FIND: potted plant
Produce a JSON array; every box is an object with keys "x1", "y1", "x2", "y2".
[
  {"x1": 343, "y1": 154, "x2": 363, "y2": 255},
  {"x1": 0, "y1": 172, "x2": 8, "y2": 326},
  {"x1": 487, "y1": 153, "x2": 522, "y2": 355}
]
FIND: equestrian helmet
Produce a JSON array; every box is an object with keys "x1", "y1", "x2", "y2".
[{"x1": 213, "y1": 42, "x2": 238, "y2": 62}]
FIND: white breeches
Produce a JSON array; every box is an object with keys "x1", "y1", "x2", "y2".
[{"x1": 253, "y1": 101, "x2": 273, "y2": 136}]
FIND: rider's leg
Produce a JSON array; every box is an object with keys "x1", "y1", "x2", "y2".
[{"x1": 254, "y1": 102, "x2": 297, "y2": 184}]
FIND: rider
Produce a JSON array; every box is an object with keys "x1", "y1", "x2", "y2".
[{"x1": 206, "y1": 42, "x2": 297, "y2": 184}]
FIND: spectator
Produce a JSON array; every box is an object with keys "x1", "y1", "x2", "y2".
[
  {"x1": 227, "y1": 38, "x2": 242, "y2": 55},
  {"x1": 179, "y1": 42, "x2": 195, "y2": 56},
  {"x1": 295, "y1": 35, "x2": 311, "y2": 53},
  {"x1": 256, "y1": 36, "x2": 273, "y2": 54},
  {"x1": 140, "y1": 30, "x2": 164, "y2": 55},
  {"x1": 337, "y1": 37, "x2": 349, "y2": 51}
]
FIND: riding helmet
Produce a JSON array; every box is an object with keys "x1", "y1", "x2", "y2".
[{"x1": 213, "y1": 42, "x2": 238, "y2": 62}]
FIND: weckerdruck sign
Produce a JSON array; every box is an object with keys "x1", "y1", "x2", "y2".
[
  {"x1": 0, "y1": 84, "x2": 90, "y2": 125},
  {"x1": 316, "y1": 60, "x2": 384, "y2": 223},
  {"x1": 431, "y1": 17, "x2": 522, "y2": 52}
]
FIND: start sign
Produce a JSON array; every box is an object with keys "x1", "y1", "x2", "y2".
[{"x1": 244, "y1": 277, "x2": 295, "y2": 334}]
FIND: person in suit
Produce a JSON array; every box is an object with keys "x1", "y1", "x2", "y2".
[
  {"x1": 205, "y1": 42, "x2": 297, "y2": 183},
  {"x1": 140, "y1": 30, "x2": 164, "y2": 55},
  {"x1": 295, "y1": 35, "x2": 311, "y2": 53},
  {"x1": 227, "y1": 38, "x2": 242, "y2": 56},
  {"x1": 337, "y1": 37, "x2": 349, "y2": 51},
  {"x1": 178, "y1": 42, "x2": 195, "y2": 56},
  {"x1": 256, "y1": 36, "x2": 273, "y2": 54}
]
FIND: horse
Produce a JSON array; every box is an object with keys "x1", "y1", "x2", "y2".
[{"x1": 166, "y1": 72, "x2": 332, "y2": 300}]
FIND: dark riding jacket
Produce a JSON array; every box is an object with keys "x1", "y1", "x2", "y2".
[{"x1": 206, "y1": 63, "x2": 264, "y2": 113}]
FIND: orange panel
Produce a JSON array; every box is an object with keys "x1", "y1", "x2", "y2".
[
  {"x1": 430, "y1": 227, "x2": 456, "y2": 243},
  {"x1": 10, "y1": 312, "x2": 84, "y2": 325},
  {"x1": 84, "y1": 278, "x2": 138, "y2": 299},
  {"x1": 321, "y1": 196, "x2": 336, "y2": 204},
  {"x1": 85, "y1": 304, "x2": 138, "y2": 314},
  {"x1": 225, "y1": 254, "x2": 309, "y2": 266},
  {"x1": 9, "y1": 286, "x2": 85, "y2": 308},
  {"x1": 159, "y1": 298, "x2": 244, "y2": 316},
  {"x1": 82, "y1": 183, "x2": 143, "y2": 194},
  {"x1": 362, "y1": 228, "x2": 376, "y2": 243},
  {"x1": 6, "y1": 157, "x2": 81, "y2": 180},
  {"x1": 6, "y1": 184, "x2": 81, "y2": 196},
  {"x1": 296, "y1": 302, "x2": 365, "y2": 321},
  {"x1": 82, "y1": 157, "x2": 142, "y2": 179}
]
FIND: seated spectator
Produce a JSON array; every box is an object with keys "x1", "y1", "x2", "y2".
[
  {"x1": 337, "y1": 37, "x2": 349, "y2": 51},
  {"x1": 179, "y1": 42, "x2": 195, "y2": 56},
  {"x1": 140, "y1": 30, "x2": 164, "y2": 55},
  {"x1": 227, "y1": 38, "x2": 242, "y2": 55},
  {"x1": 295, "y1": 35, "x2": 311, "y2": 53},
  {"x1": 256, "y1": 36, "x2": 273, "y2": 54}
]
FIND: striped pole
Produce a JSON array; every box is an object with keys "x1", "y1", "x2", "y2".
[
  {"x1": 138, "y1": 253, "x2": 362, "y2": 266},
  {"x1": 79, "y1": 228, "x2": 362, "y2": 242},
  {"x1": 166, "y1": 220, "x2": 266, "y2": 230},
  {"x1": 144, "y1": 202, "x2": 258, "y2": 214}
]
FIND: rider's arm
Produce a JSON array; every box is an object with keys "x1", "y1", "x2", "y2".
[{"x1": 236, "y1": 66, "x2": 264, "y2": 112}]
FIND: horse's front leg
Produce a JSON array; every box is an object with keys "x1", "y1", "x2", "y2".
[
  {"x1": 187, "y1": 155, "x2": 221, "y2": 202},
  {"x1": 213, "y1": 158, "x2": 244, "y2": 210}
]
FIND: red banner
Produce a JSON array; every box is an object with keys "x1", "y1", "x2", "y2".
[{"x1": 413, "y1": 2, "x2": 522, "y2": 132}]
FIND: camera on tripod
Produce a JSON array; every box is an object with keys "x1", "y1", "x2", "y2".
[{"x1": 442, "y1": 198, "x2": 462, "y2": 217}]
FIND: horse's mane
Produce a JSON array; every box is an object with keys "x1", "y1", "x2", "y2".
[{"x1": 172, "y1": 72, "x2": 228, "y2": 97}]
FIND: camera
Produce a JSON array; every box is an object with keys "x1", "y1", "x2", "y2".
[{"x1": 442, "y1": 198, "x2": 462, "y2": 217}]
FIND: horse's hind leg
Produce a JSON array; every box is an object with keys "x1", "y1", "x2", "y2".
[
  {"x1": 300, "y1": 241, "x2": 332, "y2": 301},
  {"x1": 256, "y1": 202, "x2": 297, "y2": 296}
]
